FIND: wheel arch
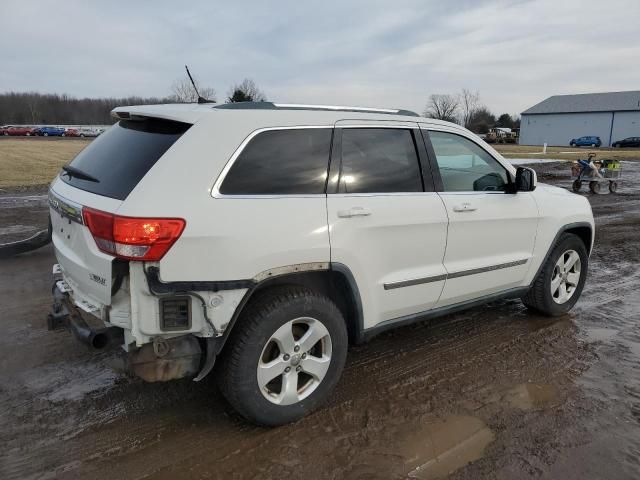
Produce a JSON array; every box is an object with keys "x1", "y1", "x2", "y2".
[
  {"x1": 529, "y1": 221, "x2": 593, "y2": 288},
  {"x1": 564, "y1": 224, "x2": 593, "y2": 254},
  {"x1": 219, "y1": 264, "x2": 364, "y2": 355}
]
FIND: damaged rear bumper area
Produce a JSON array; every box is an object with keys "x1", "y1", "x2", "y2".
[
  {"x1": 48, "y1": 282, "x2": 124, "y2": 350},
  {"x1": 48, "y1": 280, "x2": 210, "y2": 383}
]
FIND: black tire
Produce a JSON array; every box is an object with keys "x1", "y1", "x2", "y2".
[
  {"x1": 589, "y1": 181, "x2": 601, "y2": 194},
  {"x1": 570, "y1": 142, "x2": 576, "y2": 147},
  {"x1": 521, "y1": 233, "x2": 588, "y2": 316},
  {"x1": 572, "y1": 179, "x2": 582, "y2": 192},
  {"x1": 591, "y1": 143, "x2": 596, "y2": 147},
  {"x1": 218, "y1": 287, "x2": 348, "y2": 426},
  {"x1": 609, "y1": 181, "x2": 618, "y2": 193}
]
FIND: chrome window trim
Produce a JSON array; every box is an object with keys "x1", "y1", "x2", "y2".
[
  {"x1": 211, "y1": 125, "x2": 333, "y2": 199},
  {"x1": 383, "y1": 259, "x2": 528, "y2": 290}
]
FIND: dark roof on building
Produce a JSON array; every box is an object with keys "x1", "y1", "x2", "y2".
[{"x1": 522, "y1": 90, "x2": 640, "y2": 115}]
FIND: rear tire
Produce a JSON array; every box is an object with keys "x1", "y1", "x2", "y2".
[
  {"x1": 572, "y1": 179, "x2": 582, "y2": 192},
  {"x1": 219, "y1": 287, "x2": 348, "y2": 426},
  {"x1": 522, "y1": 233, "x2": 588, "y2": 316},
  {"x1": 609, "y1": 181, "x2": 618, "y2": 193},
  {"x1": 589, "y1": 181, "x2": 601, "y2": 194}
]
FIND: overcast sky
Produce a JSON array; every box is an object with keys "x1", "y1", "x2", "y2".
[{"x1": 1, "y1": 0, "x2": 639, "y2": 116}]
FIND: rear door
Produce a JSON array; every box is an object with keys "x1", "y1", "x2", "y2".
[
  {"x1": 50, "y1": 117, "x2": 190, "y2": 312},
  {"x1": 422, "y1": 127, "x2": 539, "y2": 307},
  {"x1": 327, "y1": 121, "x2": 449, "y2": 328}
]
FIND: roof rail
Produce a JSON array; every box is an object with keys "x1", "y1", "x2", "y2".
[{"x1": 213, "y1": 102, "x2": 419, "y2": 117}]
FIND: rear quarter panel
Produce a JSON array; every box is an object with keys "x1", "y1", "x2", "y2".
[{"x1": 118, "y1": 113, "x2": 333, "y2": 282}]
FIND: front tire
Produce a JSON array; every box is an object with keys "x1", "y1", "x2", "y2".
[
  {"x1": 522, "y1": 233, "x2": 588, "y2": 316},
  {"x1": 219, "y1": 287, "x2": 348, "y2": 426}
]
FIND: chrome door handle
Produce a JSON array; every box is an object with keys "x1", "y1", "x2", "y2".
[
  {"x1": 452, "y1": 202, "x2": 477, "y2": 212},
  {"x1": 337, "y1": 207, "x2": 372, "y2": 218}
]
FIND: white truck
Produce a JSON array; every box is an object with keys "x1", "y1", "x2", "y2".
[{"x1": 47, "y1": 102, "x2": 594, "y2": 425}]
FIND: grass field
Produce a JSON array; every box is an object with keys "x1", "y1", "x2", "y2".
[
  {"x1": 0, "y1": 139, "x2": 91, "y2": 188},
  {"x1": 493, "y1": 144, "x2": 640, "y2": 161}
]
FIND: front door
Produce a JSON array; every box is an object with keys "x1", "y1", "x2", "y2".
[
  {"x1": 327, "y1": 122, "x2": 449, "y2": 328},
  {"x1": 422, "y1": 128, "x2": 539, "y2": 307}
]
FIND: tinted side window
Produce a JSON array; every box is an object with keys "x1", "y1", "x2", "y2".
[
  {"x1": 220, "y1": 128, "x2": 332, "y2": 195},
  {"x1": 338, "y1": 128, "x2": 422, "y2": 193},
  {"x1": 428, "y1": 131, "x2": 509, "y2": 192}
]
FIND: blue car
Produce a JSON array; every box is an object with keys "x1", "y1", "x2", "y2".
[
  {"x1": 35, "y1": 126, "x2": 66, "y2": 137},
  {"x1": 570, "y1": 136, "x2": 601, "y2": 147}
]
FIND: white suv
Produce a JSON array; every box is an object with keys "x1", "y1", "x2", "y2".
[{"x1": 47, "y1": 102, "x2": 594, "y2": 425}]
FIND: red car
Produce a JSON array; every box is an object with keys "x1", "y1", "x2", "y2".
[
  {"x1": 63, "y1": 128, "x2": 80, "y2": 137},
  {"x1": 3, "y1": 126, "x2": 37, "y2": 136}
]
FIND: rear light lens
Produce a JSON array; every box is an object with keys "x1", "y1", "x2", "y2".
[{"x1": 82, "y1": 207, "x2": 185, "y2": 261}]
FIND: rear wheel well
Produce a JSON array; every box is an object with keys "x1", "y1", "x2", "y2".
[
  {"x1": 239, "y1": 270, "x2": 361, "y2": 345},
  {"x1": 564, "y1": 225, "x2": 592, "y2": 253}
]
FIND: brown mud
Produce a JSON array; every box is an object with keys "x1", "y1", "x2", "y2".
[{"x1": 1, "y1": 161, "x2": 639, "y2": 479}]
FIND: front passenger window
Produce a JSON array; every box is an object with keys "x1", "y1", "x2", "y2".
[{"x1": 428, "y1": 131, "x2": 509, "y2": 192}]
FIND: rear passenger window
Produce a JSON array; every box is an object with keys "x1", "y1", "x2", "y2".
[
  {"x1": 338, "y1": 128, "x2": 422, "y2": 193},
  {"x1": 428, "y1": 131, "x2": 509, "y2": 192},
  {"x1": 219, "y1": 128, "x2": 332, "y2": 195}
]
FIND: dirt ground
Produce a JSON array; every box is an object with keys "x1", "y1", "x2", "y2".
[{"x1": 1, "y1": 161, "x2": 639, "y2": 479}]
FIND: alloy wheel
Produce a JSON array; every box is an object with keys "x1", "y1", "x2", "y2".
[
  {"x1": 550, "y1": 249, "x2": 581, "y2": 304},
  {"x1": 257, "y1": 317, "x2": 332, "y2": 406}
]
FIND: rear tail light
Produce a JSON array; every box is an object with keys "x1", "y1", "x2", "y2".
[{"x1": 82, "y1": 207, "x2": 185, "y2": 261}]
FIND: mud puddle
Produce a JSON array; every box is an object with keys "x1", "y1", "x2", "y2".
[{"x1": 397, "y1": 415, "x2": 495, "y2": 479}]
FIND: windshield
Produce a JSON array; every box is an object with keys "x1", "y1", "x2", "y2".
[{"x1": 60, "y1": 118, "x2": 191, "y2": 200}]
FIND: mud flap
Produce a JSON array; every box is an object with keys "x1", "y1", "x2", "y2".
[{"x1": 193, "y1": 337, "x2": 218, "y2": 382}]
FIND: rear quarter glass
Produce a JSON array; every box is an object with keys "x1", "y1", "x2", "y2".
[{"x1": 60, "y1": 118, "x2": 191, "y2": 200}]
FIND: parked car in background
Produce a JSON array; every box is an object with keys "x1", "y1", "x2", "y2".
[
  {"x1": 63, "y1": 128, "x2": 80, "y2": 137},
  {"x1": 4, "y1": 126, "x2": 37, "y2": 136},
  {"x1": 76, "y1": 127, "x2": 102, "y2": 137},
  {"x1": 0, "y1": 125, "x2": 10, "y2": 135},
  {"x1": 35, "y1": 126, "x2": 66, "y2": 137},
  {"x1": 612, "y1": 136, "x2": 640, "y2": 148},
  {"x1": 570, "y1": 136, "x2": 601, "y2": 147}
]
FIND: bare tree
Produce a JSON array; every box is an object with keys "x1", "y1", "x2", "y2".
[
  {"x1": 227, "y1": 78, "x2": 267, "y2": 103},
  {"x1": 459, "y1": 89, "x2": 480, "y2": 129},
  {"x1": 424, "y1": 94, "x2": 459, "y2": 123},
  {"x1": 25, "y1": 95, "x2": 40, "y2": 124},
  {"x1": 170, "y1": 78, "x2": 216, "y2": 103}
]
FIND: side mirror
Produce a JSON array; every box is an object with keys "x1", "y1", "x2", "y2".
[{"x1": 515, "y1": 166, "x2": 537, "y2": 192}]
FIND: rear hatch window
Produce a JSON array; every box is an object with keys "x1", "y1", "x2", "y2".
[{"x1": 60, "y1": 118, "x2": 191, "y2": 200}]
